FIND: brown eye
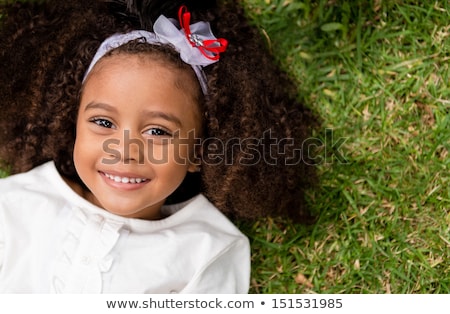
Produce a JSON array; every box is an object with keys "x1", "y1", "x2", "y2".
[
  {"x1": 91, "y1": 118, "x2": 115, "y2": 129},
  {"x1": 145, "y1": 127, "x2": 171, "y2": 137}
]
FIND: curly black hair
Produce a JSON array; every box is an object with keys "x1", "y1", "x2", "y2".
[{"x1": 0, "y1": 0, "x2": 318, "y2": 222}]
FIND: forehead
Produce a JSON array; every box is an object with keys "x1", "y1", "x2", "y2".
[
  {"x1": 85, "y1": 53, "x2": 202, "y2": 103},
  {"x1": 80, "y1": 54, "x2": 203, "y2": 127},
  {"x1": 92, "y1": 52, "x2": 198, "y2": 86}
]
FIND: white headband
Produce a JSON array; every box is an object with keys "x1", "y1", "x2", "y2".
[{"x1": 83, "y1": 6, "x2": 228, "y2": 95}]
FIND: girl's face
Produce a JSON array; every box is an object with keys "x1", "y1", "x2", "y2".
[{"x1": 73, "y1": 54, "x2": 202, "y2": 220}]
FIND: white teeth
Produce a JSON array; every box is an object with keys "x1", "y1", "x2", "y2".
[{"x1": 104, "y1": 173, "x2": 147, "y2": 184}]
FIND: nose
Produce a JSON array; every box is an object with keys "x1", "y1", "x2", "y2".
[{"x1": 120, "y1": 129, "x2": 145, "y2": 164}]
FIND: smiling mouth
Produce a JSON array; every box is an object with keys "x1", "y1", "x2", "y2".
[{"x1": 103, "y1": 172, "x2": 148, "y2": 184}]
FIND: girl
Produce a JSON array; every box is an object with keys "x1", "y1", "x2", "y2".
[{"x1": 0, "y1": 0, "x2": 317, "y2": 293}]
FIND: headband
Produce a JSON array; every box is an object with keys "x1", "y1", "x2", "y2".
[{"x1": 83, "y1": 6, "x2": 228, "y2": 95}]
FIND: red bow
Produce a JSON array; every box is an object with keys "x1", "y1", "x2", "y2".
[{"x1": 178, "y1": 6, "x2": 228, "y2": 61}]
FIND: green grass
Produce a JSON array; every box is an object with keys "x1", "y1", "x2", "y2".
[{"x1": 239, "y1": 0, "x2": 449, "y2": 293}]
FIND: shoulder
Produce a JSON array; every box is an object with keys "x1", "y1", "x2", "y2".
[
  {"x1": 163, "y1": 194, "x2": 248, "y2": 240},
  {"x1": 0, "y1": 161, "x2": 62, "y2": 203},
  {"x1": 157, "y1": 194, "x2": 250, "y2": 255},
  {"x1": 0, "y1": 162, "x2": 54, "y2": 190},
  {"x1": 0, "y1": 161, "x2": 70, "y2": 236},
  {"x1": 166, "y1": 196, "x2": 251, "y2": 293}
]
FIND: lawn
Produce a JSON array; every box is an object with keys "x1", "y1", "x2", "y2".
[{"x1": 240, "y1": 0, "x2": 449, "y2": 293}]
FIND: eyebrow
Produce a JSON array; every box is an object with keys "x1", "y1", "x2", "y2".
[
  {"x1": 142, "y1": 110, "x2": 182, "y2": 128},
  {"x1": 84, "y1": 102, "x2": 182, "y2": 127},
  {"x1": 84, "y1": 102, "x2": 118, "y2": 113}
]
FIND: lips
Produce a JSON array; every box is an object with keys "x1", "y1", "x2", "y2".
[{"x1": 101, "y1": 171, "x2": 148, "y2": 184}]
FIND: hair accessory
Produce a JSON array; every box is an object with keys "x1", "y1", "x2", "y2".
[
  {"x1": 83, "y1": 6, "x2": 227, "y2": 95},
  {"x1": 152, "y1": 5, "x2": 227, "y2": 66},
  {"x1": 178, "y1": 6, "x2": 228, "y2": 61}
]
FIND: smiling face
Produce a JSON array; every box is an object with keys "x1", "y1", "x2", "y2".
[{"x1": 73, "y1": 52, "x2": 202, "y2": 220}]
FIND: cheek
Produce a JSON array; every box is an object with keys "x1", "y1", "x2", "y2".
[
  {"x1": 73, "y1": 127, "x2": 101, "y2": 170},
  {"x1": 152, "y1": 145, "x2": 192, "y2": 175},
  {"x1": 156, "y1": 162, "x2": 190, "y2": 192},
  {"x1": 73, "y1": 118, "x2": 85, "y2": 164},
  {"x1": 171, "y1": 140, "x2": 197, "y2": 166},
  {"x1": 147, "y1": 146, "x2": 184, "y2": 172},
  {"x1": 72, "y1": 133, "x2": 87, "y2": 175}
]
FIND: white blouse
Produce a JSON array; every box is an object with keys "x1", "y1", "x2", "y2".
[{"x1": 0, "y1": 162, "x2": 250, "y2": 293}]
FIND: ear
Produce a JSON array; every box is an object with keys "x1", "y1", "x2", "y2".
[
  {"x1": 187, "y1": 162, "x2": 200, "y2": 173},
  {"x1": 187, "y1": 144, "x2": 202, "y2": 173}
]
